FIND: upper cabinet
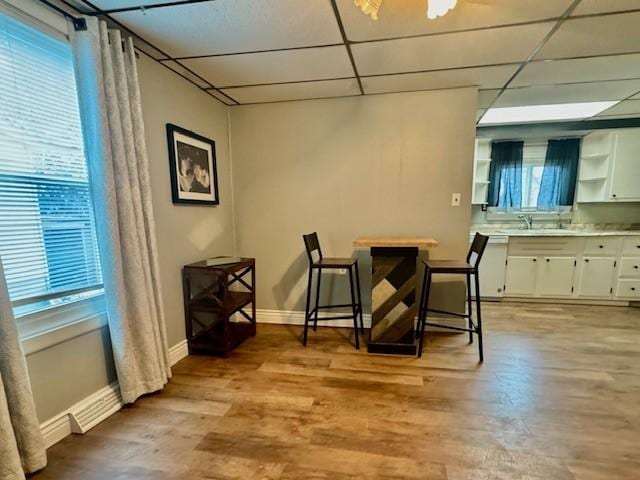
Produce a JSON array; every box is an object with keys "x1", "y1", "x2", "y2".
[
  {"x1": 577, "y1": 128, "x2": 640, "y2": 203},
  {"x1": 609, "y1": 129, "x2": 640, "y2": 201},
  {"x1": 472, "y1": 139, "x2": 491, "y2": 205}
]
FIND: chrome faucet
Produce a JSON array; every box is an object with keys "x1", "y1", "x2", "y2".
[{"x1": 518, "y1": 214, "x2": 533, "y2": 230}]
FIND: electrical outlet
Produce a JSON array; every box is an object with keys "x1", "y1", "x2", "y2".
[{"x1": 451, "y1": 193, "x2": 461, "y2": 206}]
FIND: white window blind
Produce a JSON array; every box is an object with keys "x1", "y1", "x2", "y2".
[{"x1": 0, "y1": 12, "x2": 102, "y2": 317}]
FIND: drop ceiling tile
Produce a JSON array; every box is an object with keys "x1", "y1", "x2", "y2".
[
  {"x1": 181, "y1": 46, "x2": 354, "y2": 88},
  {"x1": 337, "y1": 0, "x2": 571, "y2": 42},
  {"x1": 535, "y1": 12, "x2": 640, "y2": 60},
  {"x1": 352, "y1": 23, "x2": 554, "y2": 75},
  {"x1": 595, "y1": 99, "x2": 640, "y2": 117},
  {"x1": 221, "y1": 78, "x2": 361, "y2": 104},
  {"x1": 107, "y1": 0, "x2": 342, "y2": 58},
  {"x1": 478, "y1": 89, "x2": 502, "y2": 109},
  {"x1": 572, "y1": 0, "x2": 640, "y2": 16},
  {"x1": 361, "y1": 64, "x2": 518, "y2": 94},
  {"x1": 495, "y1": 80, "x2": 640, "y2": 107},
  {"x1": 512, "y1": 54, "x2": 640, "y2": 87}
]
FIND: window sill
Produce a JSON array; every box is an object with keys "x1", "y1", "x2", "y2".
[
  {"x1": 20, "y1": 295, "x2": 108, "y2": 356},
  {"x1": 485, "y1": 209, "x2": 573, "y2": 222}
]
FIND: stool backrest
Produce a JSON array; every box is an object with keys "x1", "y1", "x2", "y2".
[
  {"x1": 303, "y1": 232, "x2": 322, "y2": 264},
  {"x1": 466, "y1": 232, "x2": 489, "y2": 270}
]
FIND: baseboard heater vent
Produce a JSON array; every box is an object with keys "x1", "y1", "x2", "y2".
[{"x1": 68, "y1": 383, "x2": 123, "y2": 434}]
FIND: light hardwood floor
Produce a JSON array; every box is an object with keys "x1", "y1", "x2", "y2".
[{"x1": 35, "y1": 303, "x2": 640, "y2": 479}]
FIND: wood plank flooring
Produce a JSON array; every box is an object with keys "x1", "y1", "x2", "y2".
[{"x1": 35, "y1": 302, "x2": 640, "y2": 479}]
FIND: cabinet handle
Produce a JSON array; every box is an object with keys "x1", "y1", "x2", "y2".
[
  {"x1": 612, "y1": 193, "x2": 617, "y2": 198},
  {"x1": 546, "y1": 258, "x2": 550, "y2": 262},
  {"x1": 533, "y1": 258, "x2": 537, "y2": 262},
  {"x1": 585, "y1": 259, "x2": 589, "y2": 262},
  {"x1": 634, "y1": 266, "x2": 639, "y2": 269},
  {"x1": 632, "y1": 287, "x2": 636, "y2": 291},
  {"x1": 599, "y1": 245, "x2": 604, "y2": 249}
]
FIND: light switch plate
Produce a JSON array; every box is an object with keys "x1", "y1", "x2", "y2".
[{"x1": 451, "y1": 193, "x2": 461, "y2": 206}]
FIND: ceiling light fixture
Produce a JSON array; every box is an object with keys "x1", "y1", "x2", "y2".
[
  {"x1": 478, "y1": 101, "x2": 620, "y2": 125},
  {"x1": 354, "y1": 0, "x2": 382, "y2": 21},
  {"x1": 354, "y1": 0, "x2": 459, "y2": 21},
  {"x1": 427, "y1": 0, "x2": 458, "y2": 19}
]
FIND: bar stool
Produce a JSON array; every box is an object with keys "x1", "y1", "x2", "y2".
[
  {"x1": 302, "y1": 232, "x2": 364, "y2": 349},
  {"x1": 416, "y1": 232, "x2": 489, "y2": 361}
]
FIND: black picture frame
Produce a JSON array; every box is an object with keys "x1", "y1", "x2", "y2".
[{"x1": 166, "y1": 123, "x2": 219, "y2": 205}]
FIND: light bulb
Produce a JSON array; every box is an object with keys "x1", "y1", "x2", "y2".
[{"x1": 427, "y1": 0, "x2": 458, "y2": 19}]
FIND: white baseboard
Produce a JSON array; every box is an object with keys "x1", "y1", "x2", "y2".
[
  {"x1": 501, "y1": 297, "x2": 629, "y2": 307},
  {"x1": 168, "y1": 339, "x2": 189, "y2": 366},
  {"x1": 40, "y1": 412, "x2": 72, "y2": 449},
  {"x1": 257, "y1": 308, "x2": 372, "y2": 328},
  {"x1": 256, "y1": 308, "x2": 468, "y2": 331},
  {"x1": 40, "y1": 382, "x2": 122, "y2": 449},
  {"x1": 41, "y1": 340, "x2": 189, "y2": 449}
]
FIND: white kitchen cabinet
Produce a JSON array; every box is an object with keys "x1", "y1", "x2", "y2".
[
  {"x1": 577, "y1": 257, "x2": 616, "y2": 298},
  {"x1": 577, "y1": 129, "x2": 640, "y2": 203},
  {"x1": 609, "y1": 129, "x2": 640, "y2": 201},
  {"x1": 537, "y1": 257, "x2": 576, "y2": 297},
  {"x1": 619, "y1": 257, "x2": 640, "y2": 278},
  {"x1": 615, "y1": 279, "x2": 640, "y2": 299},
  {"x1": 504, "y1": 256, "x2": 537, "y2": 296}
]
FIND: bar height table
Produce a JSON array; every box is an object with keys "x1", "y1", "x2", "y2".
[{"x1": 353, "y1": 236, "x2": 439, "y2": 355}]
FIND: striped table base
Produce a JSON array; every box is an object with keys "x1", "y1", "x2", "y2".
[{"x1": 368, "y1": 246, "x2": 419, "y2": 355}]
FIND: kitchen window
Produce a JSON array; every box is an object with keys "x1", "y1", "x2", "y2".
[{"x1": 0, "y1": 12, "x2": 104, "y2": 338}]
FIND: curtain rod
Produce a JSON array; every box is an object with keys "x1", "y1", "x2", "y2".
[{"x1": 35, "y1": 0, "x2": 87, "y2": 30}]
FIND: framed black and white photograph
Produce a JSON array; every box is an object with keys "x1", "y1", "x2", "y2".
[{"x1": 166, "y1": 124, "x2": 219, "y2": 205}]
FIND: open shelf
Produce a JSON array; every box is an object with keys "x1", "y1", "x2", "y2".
[
  {"x1": 191, "y1": 291, "x2": 253, "y2": 315},
  {"x1": 581, "y1": 153, "x2": 609, "y2": 160},
  {"x1": 579, "y1": 176, "x2": 607, "y2": 182}
]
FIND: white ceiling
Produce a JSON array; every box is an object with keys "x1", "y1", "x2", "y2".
[{"x1": 69, "y1": 0, "x2": 640, "y2": 121}]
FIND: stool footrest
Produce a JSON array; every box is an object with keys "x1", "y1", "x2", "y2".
[
  {"x1": 316, "y1": 304, "x2": 358, "y2": 309},
  {"x1": 423, "y1": 322, "x2": 478, "y2": 334},
  {"x1": 306, "y1": 314, "x2": 358, "y2": 322},
  {"x1": 426, "y1": 308, "x2": 469, "y2": 319}
]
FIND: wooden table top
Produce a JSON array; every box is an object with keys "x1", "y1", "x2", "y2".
[{"x1": 353, "y1": 236, "x2": 439, "y2": 248}]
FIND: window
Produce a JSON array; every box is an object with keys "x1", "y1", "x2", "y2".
[
  {"x1": 0, "y1": 13, "x2": 103, "y2": 323},
  {"x1": 490, "y1": 140, "x2": 579, "y2": 211},
  {"x1": 520, "y1": 142, "x2": 546, "y2": 209}
]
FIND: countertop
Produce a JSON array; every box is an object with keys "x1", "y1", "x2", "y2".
[
  {"x1": 353, "y1": 236, "x2": 439, "y2": 248},
  {"x1": 474, "y1": 229, "x2": 640, "y2": 237}
]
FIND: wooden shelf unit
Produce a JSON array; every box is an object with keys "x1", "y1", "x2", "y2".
[{"x1": 182, "y1": 257, "x2": 256, "y2": 357}]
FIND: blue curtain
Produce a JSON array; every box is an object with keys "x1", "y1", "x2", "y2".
[
  {"x1": 537, "y1": 138, "x2": 580, "y2": 208},
  {"x1": 487, "y1": 141, "x2": 523, "y2": 209}
]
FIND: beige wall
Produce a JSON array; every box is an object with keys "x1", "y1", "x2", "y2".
[
  {"x1": 138, "y1": 55, "x2": 235, "y2": 347},
  {"x1": 27, "y1": 328, "x2": 116, "y2": 421},
  {"x1": 26, "y1": 53, "x2": 234, "y2": 421},
  {"x1": 230, "y1": 88, "x2": 477, "y2": 312}
]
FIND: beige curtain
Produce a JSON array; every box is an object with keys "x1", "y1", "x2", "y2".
[
  {"x1": 0, "y1": 260, "x2": 46, "y2": 480},
  {"x1": 71, "y1": 19, "x2": 171, "y2": 404}
]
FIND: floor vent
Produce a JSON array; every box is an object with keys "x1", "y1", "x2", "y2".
[{"x1": 69, "y1": 383, "x2": 123, "y2": 434}]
